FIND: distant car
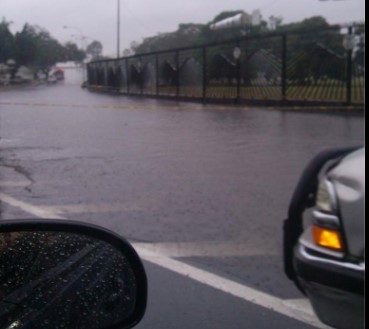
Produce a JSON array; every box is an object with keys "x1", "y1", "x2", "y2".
[
  {"x1": 0, "y1": 75, "x2": 10, "y2": 86},
  {"x1": 53, "y1": 68, "x2": 65, "y2": 81},
  {"x1": 47, "y1": 75, "x2": 57, "y2": 84},
  {"x1": 284, "y1": 146, "x2": 365, "y2": 329},
  {"x1": 47, "y1": 68, "x2": 64, "y2": 83}
]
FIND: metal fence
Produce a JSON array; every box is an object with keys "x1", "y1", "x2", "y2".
[{"x1": 86, "y1": 25, "x2": 365, "y2": 106}]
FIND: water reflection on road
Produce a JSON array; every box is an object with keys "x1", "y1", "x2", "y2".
[
  {"x1": 0, "y1": 70, "x2": 364, "y2": 299},
  {"x1": 0, "y1": 73, "x2": 364, "y2": 246}
]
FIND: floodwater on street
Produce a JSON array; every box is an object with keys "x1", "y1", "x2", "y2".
[{"x1": 0, "y1": 68, "x2": 365, "y2": 302}]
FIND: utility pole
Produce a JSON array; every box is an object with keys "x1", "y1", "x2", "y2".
[
  {"x1": 63, "y1": 25, "x2": 86, "y2": 81},
  {"x1": 117, "y1": 0, "x2": 121, "y2": 58}
]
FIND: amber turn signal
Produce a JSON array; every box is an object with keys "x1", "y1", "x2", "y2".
[{"x1": 312, "y1": 225, "x2": 343, "y2": 251}]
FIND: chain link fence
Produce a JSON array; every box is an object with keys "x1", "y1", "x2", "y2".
[{"x1": 87, "y1": 24, "x2": 365, "y2": 106}]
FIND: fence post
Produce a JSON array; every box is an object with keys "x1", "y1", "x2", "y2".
[
  {"x1": 126, "y1": 58, "x2": 130, "y2": 94},
  {"x1": 175, "y1": 50, "x2": 180, "y2": 98},
  {"x1": 281, "y1": 34, "x2": 287, "y2": 103},
  {"x1": 104, "y1": 63, "x2": 108, "y2": 87},
  {"x1": 156, "y1": 54, "x2": 159, "y2": 96},
  {"x1": 140, "y1": 57, "x2": 143, "y2": 95},
  {"x1": 86, "y1": 63, "x2": 89, "y2": 85},
  {"x1": 202, "y1": 47, "x2": 207, "y2": 101},
  {"x1": 346, "y1": 26, "x2": 353, "y2": 104},
  {"x1": 235, "y1": 41, "x2": 241, "y2": 103}
]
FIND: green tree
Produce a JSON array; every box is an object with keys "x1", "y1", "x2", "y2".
[
  {"x1": 353, "y1": 24, "x2": 365, "y2": 75},
  {"x1": 0, "y1": 18, "x2": 15, "y2": 63},
  {"x1": 33, "y1": 27, "x2": 65, "y2": 74},
  {"x1": 279, "y1": 16, "x2": 331, "y2": 33},
  {"x1": 132, "y1": 10, "x2": 271, "y2": 54},
  {"x1": 279, "y1": 16, "x2": 345, "y2": 84},
  {"x1": 63, "y1": 42, "x2": 86, "y2": 62},
  {"x1": 86, "y1": 40, "x2": 103, "y2": 60},
  {"x1": 13, "y1": 24, "x2": 86, "y2": 77},
  {"x1": 14, "y1": 24, "x2": 65, "y2": 76},
  {"x1": 1, "y1": 19, "x2": 86, "y2": 80},
  {"x1": 134, "y1": 24, "x2": 203, "y2": 54}
]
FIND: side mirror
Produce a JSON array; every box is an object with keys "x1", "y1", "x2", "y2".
[{"x1": 0, "y1": 220, "x2": 147, "y2": 329}]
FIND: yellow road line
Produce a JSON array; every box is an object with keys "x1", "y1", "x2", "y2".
[
  {"x1": 1, "y1": 101, "x2": 361, "y2": 112},
  {"x1": 0, "y1": 101, "x2": 243, "y2": 112}
]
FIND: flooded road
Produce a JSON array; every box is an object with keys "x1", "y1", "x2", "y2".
[{"x1": 0, "y1": 69, "x2": 365, "y2": 328}]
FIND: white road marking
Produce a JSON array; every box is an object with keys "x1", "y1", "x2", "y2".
[
  {"x1": 39, "y1": 202, "x2": 150, "y2": 215},
  {"x1": 0, "y1": 192, "x2": 65, "y2": 219},
  {"x1": 10, "y1": 202, "x2": 278, "y2": 257},
  {"x1": 133, "y1": 241, "x2": 278, "y2": 257},
  {"x1": 0, "y1": 192, "x2": 327, "y2": 328},
  {"x1": 133, "y1": 244, "x2": 329, "y2": 329},
  {"x1": 282, "y1": 298, "x2": 317, "y2": 317}
]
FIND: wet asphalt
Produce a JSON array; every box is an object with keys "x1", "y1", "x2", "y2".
[{"x1": 0, "y1": 69, "x2": 364, "y2": 328}]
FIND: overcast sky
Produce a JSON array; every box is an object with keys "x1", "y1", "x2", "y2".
[{"x1": 1, "y1": 0, "x2": 365, "y2": 56}]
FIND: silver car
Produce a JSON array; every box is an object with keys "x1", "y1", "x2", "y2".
[{"x1": 284, "y1": 146, "x2": 365, "y2": 329}]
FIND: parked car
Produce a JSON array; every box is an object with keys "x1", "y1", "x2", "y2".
[
  {"x1": 53, "y1": 68, "x2": 65, "y2": 80},
  {"x1": 0, "y1": 75, "x2": 10, "y2": 86},
  {"x1": 47, "y1": 68, "x2": 65, "y2": 83},
  {"x1": 284, "y1": 146, "x2": 365, "y2": 329},
  {"x1": 47, "y1": 74, "x2": 57, "y2": 84}
]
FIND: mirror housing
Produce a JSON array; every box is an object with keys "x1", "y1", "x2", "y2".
[{"x1": 0, "y1": 219, "x2": 147, "y2": 329}]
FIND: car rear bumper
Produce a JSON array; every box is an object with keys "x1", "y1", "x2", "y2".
[{"x1": 294, "y1": 245, "x2": 364, "y2": 329}]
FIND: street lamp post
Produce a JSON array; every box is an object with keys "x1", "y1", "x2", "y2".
[
  {"x1": 63, "y1": 25, "x2": 87, "y2": 82},
  {"x1": 117, "y1": 0, "x2": 121, "y2": 58},
  {"x1": 63, "y1": 25, "x2": 86, "y2": 54}
]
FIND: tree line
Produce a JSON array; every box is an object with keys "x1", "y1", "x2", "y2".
[
  {"x1": 0, "y1": 18, "x2": 88, "y2": 78},
  {"x1": 122, "y1": 12, "x2": 364, "y2": 87},
  {"x1": 128, "y1": 12, "x2": 363, "y2": 60}
]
